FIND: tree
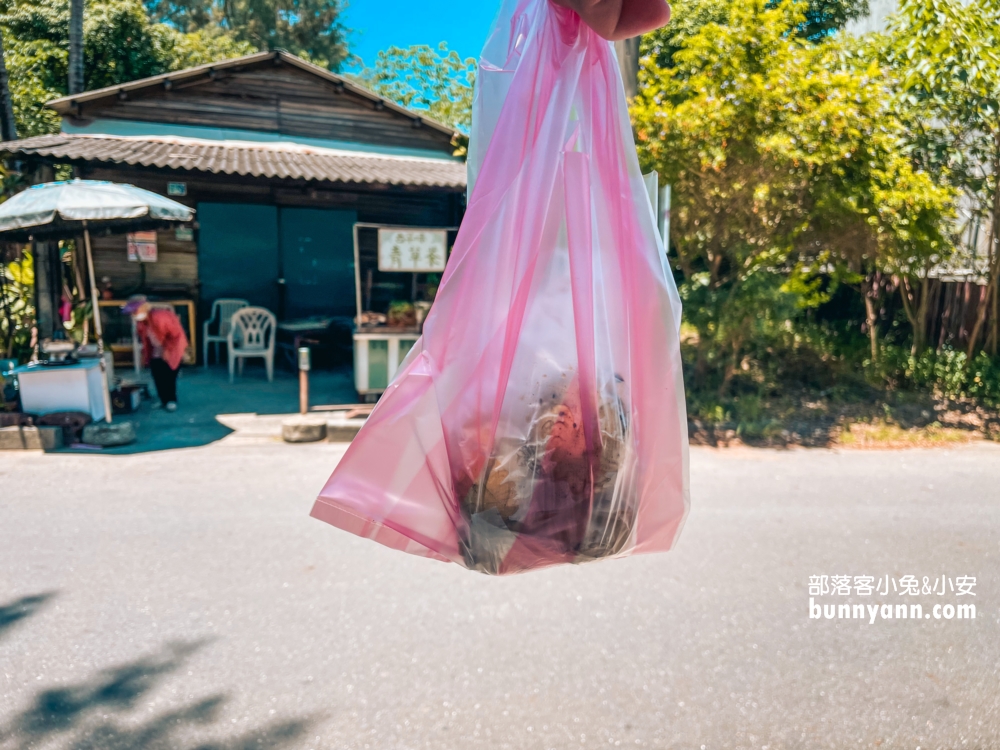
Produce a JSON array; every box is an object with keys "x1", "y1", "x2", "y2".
[
  {"x1": 882, "y1": 0, "x2": 1000, "y2": 357},
  {"x1": 352, "y1": 42, "x2": 476, "y2": 135},
  {"x1": 68, "y1": 0, "x2": 82, "y2": 94},
  {"x1": 643, "y1": 0, "x2": 870, "y2": 69},
  {"x1": 0, "y1": 246, "x2": 33, "y2": 361},
  {"x1": 142, "y1": 0, "x2": 213, "y2": 32},
  {"x1": 797, "y1": 0, "x2": 870, "y2": 40},
  {"x1": 632, "y1": 0, "x2": 952, "y2": 387},
  {"x1": 0, "y1": 0, "x2": 255, "y2": 137},
  {"x1": 145, "y1": 0, "x2": 348, "y2": 70},
  {"x1": 163, "y1": 26, "x2": 256, "y2": 70},
  {"x1": 0, "y1": 26, "x2": 16, "y2": 140}
]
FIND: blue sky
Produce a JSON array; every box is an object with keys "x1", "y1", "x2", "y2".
[{"x1": 342, "y1": 1, "x2": 499, "y2": 69}]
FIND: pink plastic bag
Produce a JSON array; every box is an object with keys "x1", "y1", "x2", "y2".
[{"x1": 311, "y1": 0, "x2": 689, "y2": 574}]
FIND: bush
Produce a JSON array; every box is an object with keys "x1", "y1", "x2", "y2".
[
  {"x1": 0, "y1": 248, "x2": 34, "y2": 363},
  {"x1": 870, "y1": 345, "x2": 1000, "y2": 406},
  {"x1": 965, "y1": 352, "x2": 1000, "y2": 406}
]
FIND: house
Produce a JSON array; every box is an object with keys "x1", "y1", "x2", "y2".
[{"x1": 0, "y1": 50, "x2": 467, "y2": 360}]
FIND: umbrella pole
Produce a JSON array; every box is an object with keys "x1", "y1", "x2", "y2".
[{"x1": 83, "y1": 223, "x2": 113, "y2": 424}]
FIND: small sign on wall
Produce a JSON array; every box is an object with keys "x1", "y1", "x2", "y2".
[
  {"x1": 167, "y1": 182, "x2": 187, "y2": 196},
  {"x1": 378, "y1": 229, "x2": 448, "y2": 272},
  {"x1": 127, "y1": 231, "x2": 158, "y2": 263}
]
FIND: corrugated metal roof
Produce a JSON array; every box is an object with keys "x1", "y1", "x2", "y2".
[{"x1": 0, "y1": 133, "x2": 468, "y2": 189}]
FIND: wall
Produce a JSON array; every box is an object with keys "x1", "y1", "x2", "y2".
[
  {"x1": 846, "y1": 0, "x2": 897, "y2": 34},
  {"x1": 80, "y1": 163, "x2": 464, "y2": 310},
  {"x1": 67, "y1": 65, "x2": 454, "y2": 156},
  {"x1": 90, "y1": 227, "x2": 198, "y2": 299}
]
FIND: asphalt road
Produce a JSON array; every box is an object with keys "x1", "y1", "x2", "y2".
[{"x1": 1, "y1": 441, "x2": 998, "y2": 750}]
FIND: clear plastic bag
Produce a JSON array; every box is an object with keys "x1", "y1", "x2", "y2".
[{"x1": 310, "y1": 0, "x2": 689, "y2": 574}]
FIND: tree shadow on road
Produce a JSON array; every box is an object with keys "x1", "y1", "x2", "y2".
[
  {"x1": 0, "y1": 638, "x2": 316, "y2": 750},
  {"x1": 0, "y1": 592, "x2": 56, "y2": 640}
]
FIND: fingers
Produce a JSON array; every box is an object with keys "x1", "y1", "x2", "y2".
[{"x1": 549, "y1": 0, "x2": 671, "y2": 41}]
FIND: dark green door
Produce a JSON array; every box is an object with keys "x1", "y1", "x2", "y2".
[
  {"x1": 198, "y1": 203, "x2": 280, "y2": 313},
  {"x1": 280, "y1": 208, "x2": 358, "y2": 319}
]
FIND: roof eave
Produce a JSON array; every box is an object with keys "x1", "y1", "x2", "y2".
[
  {"x1": 47, "y1": 50, "x2": 277, "y2": 113},
  {"x1": 275, "y1": 53, "x2": 460, "y2": 139},
  {"x1": 0, "y1": 135, "x2": 467, "y2": 191}
]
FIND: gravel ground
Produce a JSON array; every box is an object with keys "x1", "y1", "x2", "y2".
[{"x1": 1, "y1": 441, "x2": 998, "y2": 750}]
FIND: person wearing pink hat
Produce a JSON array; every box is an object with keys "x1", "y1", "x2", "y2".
[
  {"x1": 122, "y1": 295, "x2": 188, "y2": 412},
  {"x1": 550, "y1": 0, "x2": 671, "y2": 40}
]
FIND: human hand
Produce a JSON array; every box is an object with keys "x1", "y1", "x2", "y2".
[{"x1": 549, "y1": 0, "x2": 671, "y2": 41}]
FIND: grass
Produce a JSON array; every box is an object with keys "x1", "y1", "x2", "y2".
[
  {"x1": 686, "y1": 387, "x2": 999, "y2": 449},
  {"x1": 836, "y1": 420, "x2": 977, "y2": 449},
  {"x1": 681, "y1": 329, "x2": 1000, "y2": 449}
]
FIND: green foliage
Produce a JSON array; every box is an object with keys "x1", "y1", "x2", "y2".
[
  {"x1": 873, "y1": 345, "x2": 1000, "y2": 406},
  {"x1": 795, "y1": 0, "x2": 870, "y2": 41},
  {"x1": 145, "y1": 0, "x2": 347, "y2": 69},
  {"x1": 82, "y1": 1, "x2": 181, "y2": 89},
  {"x1": 5, "y1": 248, "x2": 31, "y2": 285},
  {"x1": 163, "y1": 28, "x2": 256, "y2": 71},
  {"x1": 880, "y1": 0, "x2": 1000, "y2": 355},
  {"x1": 0, "y1": 0, "x2": 256, "y2": 137},
  {"x1": 387, "y1": 300, "x2": 415, "y2": 315},
  {"x1": 633, "y1": 0, "x2": 953, "y2": 393},
  {"x1": 882, "y1": 0, "x2": 1000, "y2": 192},
  {"x1": 0, "y1": 248, "x2": 35, "y2": 361},
  {"x1": 642, "y1": 0, "x2": 870, "y2": 69},
  {"x1": 641, "y1": 0, "x2": 728, "y2": 70},
  {"x1": 899, "y1": 346, "x2": 970, "y2": 396},
  {"x1": 966, "y1": 351, "x2": 1000, "y2": 405},
  {"x1": 3, "y1": 35, "x2": 62, "y2": 135},
  {"x1": 352, "y1": 43, "x2": 475, "y2": 135}
]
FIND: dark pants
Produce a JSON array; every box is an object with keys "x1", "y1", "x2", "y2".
[{"x1": 149, "y1": 358, "x2": 179, "y2": 405}]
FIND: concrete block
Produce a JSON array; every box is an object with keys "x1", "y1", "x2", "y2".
[
  {"x1": 0, "y1": 425, "x2": 63, "y2": 451},
  {"x1": 82, "y1": 421, "x2": 137, "y2": 447},
  {"x1": 282, "y1": 417, "x2": 328, "y2": 444},
  {"x1": 326, "y1": 419, "x2": 365, "y2": 443}
]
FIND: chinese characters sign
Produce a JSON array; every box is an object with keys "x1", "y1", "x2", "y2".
[
  {"x1": 127, "y1": 231, "x2": 158, "y2": 263},
  {"x1": 378, "y1": 229, "x2": 447, "y2": 272}
]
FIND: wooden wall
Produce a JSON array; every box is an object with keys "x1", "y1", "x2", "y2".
[
  {"x1": 923, "y1": 278, "x2": 995, "y2": 352},
  {"x1": 90, "y1": 228, "x2": 198, "y2": 298},
  {"x1": 68, "y1": 65, "x2": 454, "y2": 154},
  {"x1": 81, "y1": 163, "x2": 464, "y2": 304}
]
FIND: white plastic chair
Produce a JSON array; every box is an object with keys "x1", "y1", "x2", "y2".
[
  {"x1": 203, "y1": 298, "x2": 249, "y2": 367},
  {"x1": 228, "y1": 306, "x2": 277, "y2": 383}
]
